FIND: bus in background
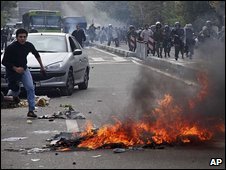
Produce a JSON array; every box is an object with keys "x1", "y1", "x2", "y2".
[
  {"x1": 22, "y1": 10, "x2": 61, "y2": 32},
  {"x1": 62, "y1": 16, "x2": 87, "y2": 34}
]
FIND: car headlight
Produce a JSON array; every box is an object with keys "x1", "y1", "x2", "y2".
[{"x1": 46, "y1": 62, "x2": 63, "y2": 71}]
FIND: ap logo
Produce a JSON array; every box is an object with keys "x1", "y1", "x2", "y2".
[{"x1": 209, "y1": 158, "x2": 223, "y2": 166}]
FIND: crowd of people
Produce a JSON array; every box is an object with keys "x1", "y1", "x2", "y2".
[
  {"x1": 2, "y1": 20, "x2": 225, "y2": 61},
  {"x1": 84, "y1": 20, "x2": 225, "y2": 60}
]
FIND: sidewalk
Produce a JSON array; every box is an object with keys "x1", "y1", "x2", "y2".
[
  {"x1": 91, "y1": 41, "x2": 136, "y2": 57},
  {"x1": 92, "y1": 41, "x2": 202, "y2": 64},
  {"x1": 91, "y1": 41, "x2": 205, "y2": 84}
]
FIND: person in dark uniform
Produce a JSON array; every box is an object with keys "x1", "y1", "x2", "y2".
[
  {"x1": 199, "y1": 20, "x2": 218, "y2": 42},
  {"x1": 171, "y1": 22, "x2": 185, "y2": 60},
  {"x1": 2, "y1": 28, "x2": 46, "y2": 118},
  {"x1": 163, "y1": 25, "x2": 172, "y2": 58},
  {"x1": 72, "y1": 24, "x2": 86, "y2": 48},
  {"x1": 1, "y1": 26, "x2": 9, "y2": 50},
  {"x1": 153, "y1": 21, "x2": 164, "y2": 58},
  {"x1": 184, "y1": 23, "x2": 195, "y2": 59}
]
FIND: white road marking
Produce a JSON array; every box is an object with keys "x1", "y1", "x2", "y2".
[
  {"x1": 91, "y1": 57, "x2": 105, "y2": 61},
  {"x1": 128, "y1": 57, "x2": 142, "y2": 61},
  {"x1": 90, "y1": 62, "x2": 132, "y2": 65},
  {"x1": 132, "y1": 60, "x2": 198, "y2": 87},
  {"x1": 66, "y1": 120, "x2": 80, "y2": 132},
  {"x1": 92, "y1": 47, "x2": 124, "y2": 57},
  {"x1": 113, "y1": 57, "x2": 127, "y2": 62},
  {"x1": 32, "y1": 130, "x2": 59, "y2": 134}
]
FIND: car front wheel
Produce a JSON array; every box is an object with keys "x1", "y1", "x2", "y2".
[
  {"x1": 78, "y1": 70, "x2": 89, "y2": 90},
  {"x1": 61, "y1": 70, "x2": 74, "y2": 96}
]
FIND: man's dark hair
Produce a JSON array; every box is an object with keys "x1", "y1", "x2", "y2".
[{"x1": 16, "y1": 28, "x2": 28, "y2": 37}]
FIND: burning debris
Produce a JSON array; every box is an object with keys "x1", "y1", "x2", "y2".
[
  {"x1": 44, "y1": 71, "x2": 224, "y2": 152},
  {"x1": 45, "y1": 130, "x2": 167, "y2": 152}
]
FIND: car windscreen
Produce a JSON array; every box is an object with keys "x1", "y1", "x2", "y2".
[{"x1": 27, "y1": 35, "x2": 67, "y2": 52}]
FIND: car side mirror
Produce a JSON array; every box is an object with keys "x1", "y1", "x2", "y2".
[{"x1": 73, "y1": 49, "x2": 82, "y2": 55}]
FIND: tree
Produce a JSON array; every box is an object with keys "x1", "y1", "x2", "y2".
[
  {"x1": 1, "y1": 1, "x2": 17, "y2": 26},
  {"x1": 94, "y1": 1, "x2": 132, "y2": 25},
  {"x1": 178, "y1": 1, "x2": 224, "y2": 31},
  {"x1": 161, "y1": 1, "x2": 185, "y2": 26},
  {"x1": 209, "y1": 1, "x2": 225, "y2": 28},
  {"x1": 128, "y1": 1, "x2": 166, "y2": 27},
  {"x1": 94, "y1": 1, "x2": 225, "y2": 31}
]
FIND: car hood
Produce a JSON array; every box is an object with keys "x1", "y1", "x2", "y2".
[{"x1": 27, "y1": 52, "x2": 71, "y2": 67}]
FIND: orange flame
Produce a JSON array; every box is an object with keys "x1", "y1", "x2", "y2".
[{"x1": 77, "y1": 93, "x2": 222, "y2": 150}]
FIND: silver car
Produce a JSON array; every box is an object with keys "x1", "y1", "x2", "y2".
[{"x1": 1, "y1": 32, "x2": 90, "y2": 96}]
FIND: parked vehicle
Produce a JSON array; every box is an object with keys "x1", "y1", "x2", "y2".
[{"x1": 1, "y1": 32, "x2": 90, "y2": 96}]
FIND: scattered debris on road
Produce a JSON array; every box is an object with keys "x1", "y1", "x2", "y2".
[
  {"x1": 113, "y1": 148, "x2": 126, "y2": 153},
  {"x1": 1, "y1": 137, "x2": 28, "y2": 142},
  {"x1": 38, "y1": 106, "x2": 86, "y2": 120},
  {"x1": 31, "y1": 158, "x2": 40, "y2": 162},
  {"x1": 1, "y1": 94, "x2": 50, "y2": 109},
  {"x1": 27, "y1": 120, "x2": 32, "y2": 124}
]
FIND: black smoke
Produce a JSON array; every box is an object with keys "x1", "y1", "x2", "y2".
[{"x1": 125, "y1": 38, "x2": 225, "y2": 140}]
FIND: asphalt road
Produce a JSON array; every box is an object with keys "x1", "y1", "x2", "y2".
[{"x1": 1, "y1": 47, "x2": 225, "y2": 169}]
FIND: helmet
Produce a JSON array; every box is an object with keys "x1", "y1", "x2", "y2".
[
  {"x1": 186, "y1": 23, "x2": 193, "y2": 29},
  {"x1": 164, "y1": 25, "x2": 170, "y2": 31},
  {"x1": 150, "y1": 25, "x2": 156, "y2": 32},
  {"x1": 129, "y1": 25, "x2": 135, "y2": 30},
  {"x1": 108, "y1": 24, "x2": 112, "y2": 27},
  {"x1": 206, "y1": 20, "x2": 212, "y2": 28},
  {"x1": 155, "y1": 21, "x2": 162, "y2": 28},
  {"x1": 164, "y1": 24, "x2": 169, "y2": 28},
  {"x1": 175, "y1": 22, "x2": 181, "y2": 28}
]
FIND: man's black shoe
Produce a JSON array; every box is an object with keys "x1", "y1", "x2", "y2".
[{"x1": 27, "y1": 111, "x2": 37, "y2": 118}]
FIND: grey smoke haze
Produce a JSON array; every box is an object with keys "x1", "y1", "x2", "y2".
[
  {"x1": 194, "y1": 40, "x2": 225, "y2": 117},
  {"x1": 125, "y1": 39, "x2": 225, "y2": 134},
  {"x1": 60, "y1": 1, "x2": 125, "y2": 27}
]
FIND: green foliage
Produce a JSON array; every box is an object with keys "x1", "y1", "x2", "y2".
[
  {"x1": 129, "y1": 1, "x2": 164, "y2": 26},
  {"x1": 1, "y1": 1, "x2": 17, "y2": 11},
  {"x1": 1, "y1": 1, "x2": 17, "y2": 27},
  {"x1": 161, "y1": 2, "x2": 185, "y2": 26},
  {"x1": 94, "y1": 1, "x2": 224, "y2": 30},
  {"x1": 94, "y1": 1, "x2": 132, "y2": 24}
]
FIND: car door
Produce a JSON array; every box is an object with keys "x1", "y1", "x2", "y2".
[{"x1": 68, "y1": 36, "x2": 84, "y2": 83}]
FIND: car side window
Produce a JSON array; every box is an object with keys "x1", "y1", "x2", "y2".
[
  {"x1": 71, "y1": 36, "x2": 82, "y2": 50},
  {"x1": 69, "y1": 37, "x2": 76, "y2": 51}
]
